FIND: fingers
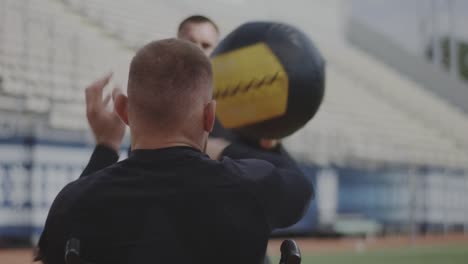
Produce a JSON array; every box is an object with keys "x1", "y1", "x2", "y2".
[
  {"x1": 112, "y1": 86, "x2": 124, "y2": 102},
  {"x1": 102, "y1": 94, "x2": 111, "y2": 106},
  {"x1": 111, "y1": 86, "x2": 124, "y2": 119},
  {"x1": 85, "y1": 73, "x2": 112, "y2": 107},
  {"x1": 85, "y1": 73, "x2": 113, "y2": 117}
]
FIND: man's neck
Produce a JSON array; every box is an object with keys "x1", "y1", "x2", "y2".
[{"x1": 131, "y1": 133, "x2": 203, "y2": 152}]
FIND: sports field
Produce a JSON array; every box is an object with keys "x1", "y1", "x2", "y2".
[
  {"x1": 270, "y1": 244, "x2": 468, "y2": 264},
  {"x1": 267, "y1": 234, "x2": 468, "y2": 264},
  {"x1": 1, "y1": 234, "x2": 467, "y2": 263}
]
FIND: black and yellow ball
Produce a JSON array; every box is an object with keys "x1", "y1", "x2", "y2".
[{"x1": 211, "y1": 21, "x2": 325, "y2": 139}]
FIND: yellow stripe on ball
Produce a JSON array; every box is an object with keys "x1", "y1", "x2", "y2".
[{"x1": 212, "y1": 42, "x2": 289, "y2": 128}]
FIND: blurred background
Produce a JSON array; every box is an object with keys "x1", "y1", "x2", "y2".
[{"x1": 0, "y1": 0, "x2": 467, "y2": 263}]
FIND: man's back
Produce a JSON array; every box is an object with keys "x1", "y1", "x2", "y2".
[
  {"x1": 39, "y1": 146, "x2": 311, "y2": 264},
  {"x1": 37, "y1": 39, "x2": 313, "y2": 264}
]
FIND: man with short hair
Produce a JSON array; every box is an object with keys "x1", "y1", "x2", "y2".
[
  {"x1": 80, "y1": 15, "x2": 281, "y2": 177},
  {"x1": 177, "y1": 15, "x2": 220, "y2": 56},
  {"x1": 36, "y1": 39, "x2": 312, "y2": 264},
  {"x1": 79, "y1": 15, "x2": 221, "y2": 176},
  {"x1": 70, "y1": 15, "x2": 303, "y2": 264}
]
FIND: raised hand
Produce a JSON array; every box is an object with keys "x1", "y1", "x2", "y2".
[{"x1": 85, "y1": 73, "x2": 126, "y2": 152}]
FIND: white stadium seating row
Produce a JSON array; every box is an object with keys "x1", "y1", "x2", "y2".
[{"x1": 1, "y1": 0, "x2": 468, "y2": 169}]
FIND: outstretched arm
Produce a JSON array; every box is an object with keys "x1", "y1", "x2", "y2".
[{"x1": 208, "y1": 138, "x2": 313, "y2": 229}]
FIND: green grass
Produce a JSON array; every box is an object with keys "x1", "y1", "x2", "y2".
[{"x1": 270, "y1": 244, "x2": 468, "y2": 264}]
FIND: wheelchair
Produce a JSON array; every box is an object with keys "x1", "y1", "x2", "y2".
[{"x1": 64, "y1": 238, "x2": 301, "y2": 264}]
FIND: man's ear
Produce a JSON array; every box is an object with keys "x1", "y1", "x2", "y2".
[
  {"x1": 113, "y1": 89, "x2": 129, "y2": 125},
  {"x1": 203, "y1": 100, "x2": 216, "y2": 133}
]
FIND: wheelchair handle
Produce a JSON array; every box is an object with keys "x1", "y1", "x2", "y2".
[
  {"x1": 279, "y1": 239, "x2": 301, "y2": 264},
  {"x1": 65, "y1": 238, "x2": 81, "y2": 264}
]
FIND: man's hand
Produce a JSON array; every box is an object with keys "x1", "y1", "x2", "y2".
[
  {"x1": 85, "y1": 73, "x2": 126, "y2": 152},
  {"x1": 205, "y1": 138, "x2": 230, "y2": 160}
]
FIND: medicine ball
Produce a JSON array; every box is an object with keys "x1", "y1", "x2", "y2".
[{"x1": 211, "y1": 21, "x2": 325, "y2": 139}]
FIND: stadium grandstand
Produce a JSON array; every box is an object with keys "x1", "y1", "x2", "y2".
[{"x1": 0, "y1": 0, "x2": 467, "y2": 244}]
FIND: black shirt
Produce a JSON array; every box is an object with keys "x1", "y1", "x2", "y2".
[{"x1": 37, "y1": 143, "x2": 313, "y2": 264}]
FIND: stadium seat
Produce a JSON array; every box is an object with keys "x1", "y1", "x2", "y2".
[{"x1": 1, "y1": 0, "x2": 468, "y2": 166}]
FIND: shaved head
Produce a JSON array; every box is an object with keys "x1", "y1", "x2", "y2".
[{"x1": 127, "y1": 39, "x2": 213, "y2": 132}]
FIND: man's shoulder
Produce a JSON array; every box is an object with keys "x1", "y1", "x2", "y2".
[
  {"x1": 78, "y1": 158, "x2": 128, "y2": 181},
  {"x1": 56, "y1": 161, "x2": 126, "y2": 208},
  {"x1": 218, "y1": 156, "x2": 276, "y2": 183},
  {"x1": 46, "y1": 180, "x2": 85, "y2": 219}
]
